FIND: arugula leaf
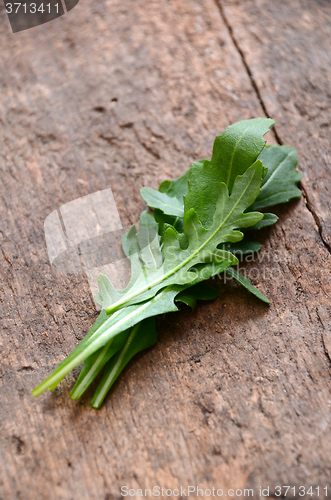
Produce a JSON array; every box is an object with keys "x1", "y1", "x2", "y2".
[
  {"x1": 252, "y1": 145, "x2": 302, "y2": 210},
  {"x1": 32, "y1": 286, "x2": 185, "y2": 396},
  {"x1": 158, "y1": 168, "x2": 191, "y2": 201},
  {"x1": 141, "y1": 167, "x2": 192, "y2": 216},
  {"x1": 47, "y1": 309, "x2": 111, "y2": 391},
  {"x1": 221, "y1": 238, "x2": 261, "y2": 256},
  {"x1": 154, "y1": 209, "x2": 184, "y2": 237},
  {"x1": 140, "y1": 188, "x2": 184, "y2": 218},
  {"x1": 95, "y1": 162, "x2": 263, "y2": 316},
  {"x1": 247, "y1": 213, "x2": 278, "y2": 230},
  {"x1": 176, "y1": 282, "x2": 218, "y2": 310},
  {"x1": 141, "y1": 144, "x2": 301, "y2": 268},
  {"x1": 185, "y1": 119, "x2": 274, "y2": 228},
  {"x1": 141, "y1": 143, "x2": 301, "y2": 237},
  {"x1": 226, "y1": 267, "x2": 269, "y2": 304},
  {"x1": 33, "y1": 163, "x2": 264, "y2": 396},
  {"x1": 32, "y1": 118, "x2": 302, "y2": 408},
  {"x1": 94, "y1": 211, "x2": 162, "y2": 310},
  {"x1": 140, "y1": 118, "x2": 274, "y2": 223}
]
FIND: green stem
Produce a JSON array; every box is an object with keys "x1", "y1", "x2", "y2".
[
  {"x1": 69, "y1": 338, "x2": 114, "y2": 400},
  {"x1": 32, "y1": 289, "x2": 172, "y2": 397},
  {"x1": 91, "y1": 324, "x2": 139, "y2": 408}
]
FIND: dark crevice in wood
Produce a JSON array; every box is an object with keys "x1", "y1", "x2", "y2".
[
  {"x1": 0, "y1": 245, "x2": 12, "y2": 266},
  {"x1": 316, "y1": 308, "x2": 331, "y2": 365},
  {"x1": 300, "y1": 182, "x2": 331, "y2": 255},
  {"x1": 215, "y1": 0, "x2": 283, "y2": 142},
  {"x1": 216, "y1": 0, "x2": 331, "y2": 258}
]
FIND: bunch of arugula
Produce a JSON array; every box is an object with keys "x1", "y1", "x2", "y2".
[{"x1": 32, "y1": 118, "x2": 302, "y2": 408}]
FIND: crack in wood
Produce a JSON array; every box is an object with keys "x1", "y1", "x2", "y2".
[
  {"x1": 215, "y1": 0, "x2": 283, "y2": 138},
  {"x1": 316, "y1": 307, "x2": 331, "y2": 366},
  {"x1": 300, "y1": 182, "x2": 331, "y2": 254},
  {"x1": 215, "y1": 0, "x2": 331, "y2": 259}
]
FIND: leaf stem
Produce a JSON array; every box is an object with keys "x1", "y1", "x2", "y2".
[{"x1": 32, "y1": 289, "x2": 173, "y2": 396}]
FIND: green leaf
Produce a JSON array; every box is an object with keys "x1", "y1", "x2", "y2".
[
  {"x1": 175, "y1": 292, "x2": 197, "y2": 310},
  {"x1": 176, "y1": 282, "x2": 218, "y2": 310},
  {"x1": 141, "y1": 168, "x2": 192, "y2": 221},
  {"x1": 220, "y1": 237, "x2": 261, "y2": 256},
  {"x1": 141, "y1": 119, "x2": 274, "y2": 224},
  {"x1": 136, "y1": 210, "x2": 163, "y2": 270},
  {"x1": 140, "y1": 187, "x2": 184, "y2": 218},
  {"x1": 184, "y1": 118, "x2": 274, "y2": 227},
  {"x1": 94, "y1": 162, "x2": 263, "y2": 316},
  {"x1": 95, "y1": 211, "x2": 162, "y2": 310},
  {"x1": 252, "y1": 145, "x2": 302, "y2": 210},
  {"x1": 154, "y1": 209, "x2": 183, "y2": 237},
  {"x1": 210, "y1": 118, "x2": 275, "y2": 192},
  {"x1": 158, "y1": 168, "x2": 191, "y2": 201},
  {"x1": 158, "y1": 161, "x2": 263, "y2": 285},
  {"x1": 91, "y1": 318, "x2": 157, "y2": 408},
  {"x1": 32, "y1": 162, "x2": 264, "y2": 396},
  {"x1": 226, "y1": 267, "x2": 269, "y2": 304},
  {"x1": 247, "y1": 213, "x2": 278, "y2": 230},
  {"x1": 34, "y1": 120, "x2": 302, "y2": 408},
  {"x1": 140, "y1": 165, "x2": 198, "y2": 219}
]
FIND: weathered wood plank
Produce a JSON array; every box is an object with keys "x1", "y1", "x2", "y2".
[{"x1": 0, "y1": 0, "x2": 330, "y2": 498}]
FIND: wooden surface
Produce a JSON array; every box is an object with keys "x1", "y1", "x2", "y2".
[{"x1": 0, "y1": 0, "x2": 330, "y2": 498}]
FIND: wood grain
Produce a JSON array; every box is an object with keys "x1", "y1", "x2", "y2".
[{"x1": 0, "y1": 0, "x2": 330, "y2": 498}]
